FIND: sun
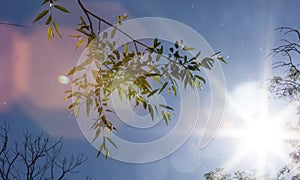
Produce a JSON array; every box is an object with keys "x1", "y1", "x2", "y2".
[
  {"x1": 222, "y1": 81, "x2": 292, "y2": 173},
  {"x1": 238, "y1": 118, "x2": 286, "y2": 160}
]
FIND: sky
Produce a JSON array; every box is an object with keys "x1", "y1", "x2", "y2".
[{"x1": 1, "y1": 0, "x2": 300, "y2": 179}]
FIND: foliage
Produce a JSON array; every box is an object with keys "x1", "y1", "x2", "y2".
[
  {"x1": 204, "y1": 168, "x2": 271, "y2": 180},
  {"x1": 0, "y1": 121, "x2": 87, "y2": 180},
  {"x1": 266, "y1": 27, "x2": 300, "y2": 179},
  {"x1": 268, "y1": 27, "x2": 300, "y2": 103},
  {"x1": 33, "y1": 0, "x2": 227, "y2": 159}
]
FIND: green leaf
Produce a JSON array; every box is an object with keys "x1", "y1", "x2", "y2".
[
  {"x1": 53, "y1": 21, "x2": 62, "y2": 38},
  {"x1": 189, "y1": 51, "x2": 201, "y2": 61},
  {"x1": 69, "y1": 34, "x2": 81, "y2": 38},
  {"x1": 76, "y1": 38, "x2": 85, "y2": 49},
  {"x1": 147, "y1": 89, "x2": 159, "y2": 97},
  {"x1": 184, "y1": 75, "x2": 188, "y2": 90},
  {"x1": 195, "y1": 80, "x2": 202, "y2": 89},
  {"x1": 64, "y1": 93, "x2": 73, "y2": 100},
  {"x1": 102, "y1": 32, "x2": 108, "y2": 39},
  {"x1": 105, "y1": 147, "x2": 109, "y2": 160},
  {"x1": 182, "y1": 45, "x2": 195, "y2": 51},
  {"x1": 122, "y1": 13, "x2": 128, "y2": 20},
  {"x1": 162, "y1": 111, "x2": 168, "y2": 126},
  {"x1": 106, "y1": 137, "x2": 119, "y2": 149},
  {"x1": 124, "y1": 42, "x2": 129, "y2": 53},
  {"x1": 165, "y1": 111, "x2": 171, "y2": 120},
  {"x1": 140, "y1": 97, "x2": 147, "y2": 109},
  {"x1": 47, "y1": 25, "x2": 54, "y2": 41},
  {"x1": 98, "y1": 106, "x2": 103, "y2": 115},
  {"x1": 172, "y1": 86, "x2": 177, "y2": 97},
  {"x1": 67, "y1": 103, "x2": 75, "y2": 110},
  {"x1": 201, "y1": 57, "x2": 214, "y2": 70},
  {"x1": 144, "y1": 73, "x2": 161, "y2": 77},
  {"x1": 33, "y1": 10, "x2": 49, "y2": 23},
  {"x1": 41, "y1": 0, "x2": 49, "y2": 6},
  {"x1": 158, "y1": 82, "x2": 168, "y2": 94},
  {"x1": 175, "y1": 41, "x2": 179, "y2": 49},
  {"x1": 195, "y1": 75, "x2": 206, "y2": 84},
  {"x1": 111, "y1": 27, "x2": 117, "y2": 38},
  {"x1": 113, "y1": 50, "x2": 120, "y2": 60},
  {"x1": 97, "y1": 142, "x2": 104, "y2": 158},
  {"x1": 93, "y1": 128, "x2": 101, "y2": 142},
  {"x1": 153, "y1": 75, "x2": 162, "y2": 84},
  {"x1": 159, "y1": 104, "x2": 174, "y2": 111},
  {"x1": 154, "y1": 38, "x2": 158, "y2": 46},
  {"x1": 45, "y1": 15, "x2": 52, "y2": 25},
  {"x1": 54, "y1": 4, "x2": 70, "y2": 13},
  {"x1": 75, "y1": 107, "x2": 80, "y2": 118},
  {"x1": 86, "y1": 98, "x2": 91, "y2": 117},
  {"x1": 217, "y1": 56, "x2": 227, "y2": 64},
  {"x1": 156, "y1": 53, "x2": 162, "y2": 62},
  {"x1": 67, "y1": 67, "x2": 76, "y2": 76},
  {"x1": 64, "y1": 90, "x2": 72, "y2": 94},
  {"x1": 211, "y1": 51, "x2": 222, "y2": 57},
  {"x1": 148, "y1": 104, "x2": 154, "y2": 121},
  {"x1": 105, "y1": 109, "x2": 115, "y2": 114}
]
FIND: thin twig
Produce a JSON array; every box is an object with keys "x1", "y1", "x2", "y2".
[{"x1": 0, "y1": 22, "x2": 28, "y2": 28}]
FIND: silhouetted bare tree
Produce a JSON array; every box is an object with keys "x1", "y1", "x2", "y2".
[
  {"x1": 0, "y1": 121, "x2": 87, "y2": 180},
  {"x1": 266, "y1": 27, "x2": 300, "y2": 179}
]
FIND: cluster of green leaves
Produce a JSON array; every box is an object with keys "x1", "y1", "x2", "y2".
[
  {"x1": 64, "y1": 33, "x2": 225, "y2": 158},
  {"x1": 33, "y1": 0, "x2": 70, "y2": 41},
  {"x1": 204, "y1": 168, "x2": 271, "y2": 180},
  {"x1": 34, "y1": 0, "x2": 226, "y2": 159}
]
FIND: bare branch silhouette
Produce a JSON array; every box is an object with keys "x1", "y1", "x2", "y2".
[{"x1": 0, "y1": 121, "x2": 87, "y2": 180}]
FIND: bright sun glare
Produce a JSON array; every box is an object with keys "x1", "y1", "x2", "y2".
[
  {"x1": 223, "y1": 81, "x2": 292, "y2": 173},
  {"x1": 238, "y1": 119, "x2": 286, "y2": 159}
]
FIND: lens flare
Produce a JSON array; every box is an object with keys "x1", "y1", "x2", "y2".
[{"x1": 58, "y1": 75, "x2": 70, "y2": 84}]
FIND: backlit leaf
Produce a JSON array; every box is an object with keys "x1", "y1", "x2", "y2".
[
  {"x1": 182, "y1": 45, "x2": 195, "y2": 51},
  {"x1": 54, "y1": 5, "x2": 70, "y2": 13},
  {"x1": 105, "y1": 147, "x2": 110, "y2": 160},
  {"x1": 76, "y1": 38, "x2": 85, "y2": 49},
  {"x1": 159, "y1": 82, "x2": 168, "y2": 94},
  {"x1": 217, "y1": 56, "x2": 227, "y2": 64},
  {"x1": 93, "y1": 128, "x2": 101, "y2": 142},
  {"x1": 159, "y1": 104, "x2": 174, "y2": 111},
  {"x1": 201, "y1": 57, "x2": 214, "y2": 70},
  {"x1": 102, "y1": 32, "x2": 108, "y2": 39},
  {"x1": 124, "y1": 42, "x2": 129, "y2": 53},
  {"x1": 33, "y1": 10, "x2": 49, "y2": 23},
  {"x1": 147, "y1": 89, "x2": 159, "y2": 97},
  {"x1": 47, "y1": 25, "x2": 54, "y2": 41},
  {"x1": 111, "y1": 27, "x2": 117, "y2": 38},
  {"x1": 45, "y1": 15, "x2": 52, "y2": 25},
  {"x1": 106, "y1": 137, "x2": 118, "y2": 149},
  {"x1": 172, "y1": 86, "x2": 177, "y2": 97},
  {"x1": 195, "y1": 75, "x2": 206, "y2": 84},
  {"x1": 67, "y1": 67, "x2": 76, "y2": 76},
  {"x1": 41, "y1": 0, "x2": 49, "y2": 6},
  {"x1": 97, "y1": 142, "x2": 104, "y2": 158},
  {"x1": 211, "y1": 51, "x2": 222, "y2": 57},
  {"x1": 139, "y1": 97, "x2": 147, "y2": 109},
  {"x1": 148, "y1": 104, "x2": 154, "y2": 121},
  {"x1": 162, "y1": 111, "x2": 168, "y2": 126},
  {"x1": 53, "y1": 21, "x2": 62, "y2": 38}
]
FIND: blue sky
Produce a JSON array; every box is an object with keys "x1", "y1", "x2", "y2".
[{"x1": 1, "y1": 0, "x2": 300, "y2": 179}]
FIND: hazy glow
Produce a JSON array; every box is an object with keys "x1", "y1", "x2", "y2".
[
  {"x1": 58, "y1": 75, "x2": 70, "y2": 84},
  {"x1": 238, "y1": 120, "x2": 285, "y2": 157},
  {"x1": 222, "y1": 81, "x2": 291, "y2": 173}
]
